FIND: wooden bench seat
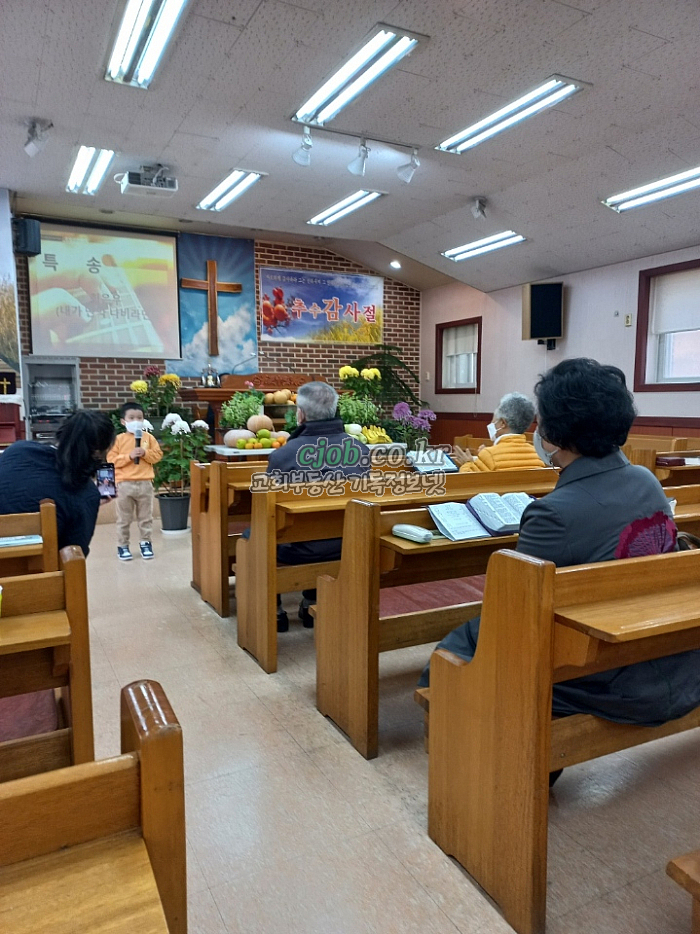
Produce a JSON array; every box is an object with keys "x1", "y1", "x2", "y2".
[
  {"x1": 0, "y1": 546, "x2": 93, "y2": 782},
  {"x1": 237, "y1": 467, "x2": 557, "y2": 674},
  {"x1": 0, "y1": 680, "x2": 185, "y2": 934},
  {"x1": 668, "y1": 850, "x2": 700, "y2": 933},
  {"x1": 0, "y1": 500, "x2": 59, "y2": 577},
  {"x1": 427, "y1": 547, "x2": 700, "y2": 934}
]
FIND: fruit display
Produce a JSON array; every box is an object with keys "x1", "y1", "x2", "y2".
[
  {"x1": 344, "y1": 423, "x2": 365, "y2": 442},
  {"x1": 236, "y1": 427, "x2": 289, "y2": 450},
  {"x1": 223, "y1": 428, "x2": 254, "y2": 447},
  {"x1": 362, "y1": 425, "x2": 393, "y2": 444},
  {"x1": 262, "y1": 389, "x2": 297, "y2": 405},
  {"x1": 246, "y1": 414, "x2": 274, "y2": 433}
]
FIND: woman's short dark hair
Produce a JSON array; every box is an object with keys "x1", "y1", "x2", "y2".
[
  {"x1": 535, "y1": 358, "x2": 636, "y2": 458},
  {"x1": 55, "y1": 411, "x2": 115, "y2": 490}
]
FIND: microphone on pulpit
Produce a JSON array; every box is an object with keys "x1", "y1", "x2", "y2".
[{"x1": 134, "y1": 428, "x2": 142, "y2": 465}]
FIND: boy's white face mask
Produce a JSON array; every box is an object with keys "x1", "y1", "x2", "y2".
[{"x1": 125, "y1": 421, "x2": 144, "y2": 435}]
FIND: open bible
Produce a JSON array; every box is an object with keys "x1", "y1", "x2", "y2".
[{"x1": 428, "y1": 492, "x2": 535, "y2": 541}]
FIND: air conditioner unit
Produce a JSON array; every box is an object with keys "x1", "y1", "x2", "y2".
[{"x1": 120, "y1": 170, "x2": 178, "y2": 197}]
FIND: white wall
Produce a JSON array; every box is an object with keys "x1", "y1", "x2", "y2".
[{"x1": 421, "y1": 243, "x2": 700, "y2": 417}]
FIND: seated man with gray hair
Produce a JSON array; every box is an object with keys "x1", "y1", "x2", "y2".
[
  {"x1": 266, "y1": 380, "x2": 369, "y2": 630},
  {"x1": 453, "y1": 391, "x2": 543, "y2": 472}
]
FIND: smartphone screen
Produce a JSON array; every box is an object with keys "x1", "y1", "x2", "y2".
[{"x1": 96, "y1": 462, "x2": 116, "y2": 499}]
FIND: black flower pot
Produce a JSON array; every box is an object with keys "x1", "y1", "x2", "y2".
[{"x1": 159, "y1": 493, "x2": 190, "y2": 531}]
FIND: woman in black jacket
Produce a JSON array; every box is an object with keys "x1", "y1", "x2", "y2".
[{"x1": 0, "y1": 410, "x2": 115, "y2": 556}]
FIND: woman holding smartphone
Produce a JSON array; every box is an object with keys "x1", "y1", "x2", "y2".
[{"x1": 0, "y1": 410, "x2": 114, "y2": 557}]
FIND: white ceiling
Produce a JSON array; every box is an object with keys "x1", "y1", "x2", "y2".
[{"x1": 2, "y1": 0, "x2": 700, "y2": 292}]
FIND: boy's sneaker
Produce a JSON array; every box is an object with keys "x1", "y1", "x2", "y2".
[
  {"x1": 298, "y1": 598, "x2": 314, "y2": 628},
  {"x1": 139, "y1": 541, "x2": 154, "y2": 559},
  {"x1": 117, "y1": 546, "x2": 133, "y2": 561}
]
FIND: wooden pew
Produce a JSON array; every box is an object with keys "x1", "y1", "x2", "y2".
[
  {"x1": 314, "y1": 476, "x2": 557, "y2": 759},
  {"x1": 656, "y1": 451, "x2": 700, "y2": 487},
  {"x1": 0, "y1": 499, "x2": 59, "y2": 577},
  {"x1": 427, "y1": 547, "x2": 700, "y2": 934},
  {"x1": 238, "y1": 468, "x2": 557, "y2": 675},
  {"x1": 667, "y1": 850, "x2": 700, "y2": 933},
  {"x1": 668, "y1": 484, "x2": 700, "y2": 536},
  {"x1": 0, "y1": 546, "x2": 93, "y2": 782},
  {"x1": 190, "y1": 460, "x2": 266, "y2": 616},
  {"x1": 0, "y1": 679, "x2": 186, "y2": 934}
]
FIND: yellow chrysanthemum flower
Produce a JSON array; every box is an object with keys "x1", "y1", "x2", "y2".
[
  {"x1": 371, "y1": 368, "x2": 381, "y2": 379},
  {"x1": 130, "y1": 380, "x2": 148, "y2": 393},
  {"x1": 159, "y1": 373, "x2": 181, "y2": 387},
  {"x1": 360, "y1": 368, "x2": 374, "y2": 380},
  {"x1": 339, "y1": 366, "x2": 359, "y2": 379}
]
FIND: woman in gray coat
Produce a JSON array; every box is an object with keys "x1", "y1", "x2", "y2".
[{"x1": 419, "y1": 359, "x2": 700, "y2": 736}]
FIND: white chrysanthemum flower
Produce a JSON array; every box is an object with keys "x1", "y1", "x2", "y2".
[
  {"x1": 191, "y1": 419, "x2": 209, "y2": 430},
  {"x1": 171, "y1": 419, "x2": 191, "y2": 435},
  {"x1": 142, "y1": 419, "x2": 154, "y2": 432},
  {"x1": 162, "y1": 413, "x2": 180, "y2": 428}
]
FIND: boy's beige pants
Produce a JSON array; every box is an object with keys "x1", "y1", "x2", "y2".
[{"x1": 115, "y1": 480, "x2": 154, "y2": 547}]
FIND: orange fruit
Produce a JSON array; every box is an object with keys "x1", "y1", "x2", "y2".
[
  {"x1": 254, "y1": 441, "x2": 263, "y2": 449},
  {"x1": 245, "y1": 441, "x2": 255, "y2": 449},
  {"x1": 272, "y1": 440, "x2": 281, "y2": 448}
]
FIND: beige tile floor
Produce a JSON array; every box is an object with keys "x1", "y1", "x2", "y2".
[{"x1": 87, "y1": 522, "x2": 699, "y2": 934}]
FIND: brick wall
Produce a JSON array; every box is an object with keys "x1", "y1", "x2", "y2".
[{"x1": 15, "y1": 239, "x2": 420, "y2": 409}]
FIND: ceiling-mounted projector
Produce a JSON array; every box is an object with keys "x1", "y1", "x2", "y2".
[{"x1": 118, "y1": 165, "x2": 178, "y2": 197}]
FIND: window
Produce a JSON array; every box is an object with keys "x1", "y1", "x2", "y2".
[
  {"x1": 435, "y1": 317, "x2": 481, "y2": 393},
  {"x1": 636, "y1": 259, "x2": 700, "y2": 391}
]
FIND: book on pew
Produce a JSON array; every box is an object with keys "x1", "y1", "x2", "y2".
[
  {"x1": 407, "y1": 449, "x2": 460, "y2": 473},
  {"x1": 0, "y1": 534, "x2": 42, "y2": 548},
  {"x1": 428, "y1": 492, "x2": 534, "y2": 541}
]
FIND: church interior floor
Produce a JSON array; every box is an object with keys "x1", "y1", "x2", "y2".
[{"x1": 86, "y1": 523, "x2": 699, "y2": 934}]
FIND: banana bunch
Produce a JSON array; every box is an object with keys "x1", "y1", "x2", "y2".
[{"x1": 362, "y1": 425, "x2": 393, "y2": 444}]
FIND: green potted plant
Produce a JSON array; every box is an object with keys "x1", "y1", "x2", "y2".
[
  {"x1": 154, "y1": 414, "x2": 210, "y2": 531},
  {"x1": 219, "y1": 382, "x2": 266, "y2": 432}
]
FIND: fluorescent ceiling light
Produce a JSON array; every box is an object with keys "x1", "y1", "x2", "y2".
[
  {"x1": 197, "y1": 170, "x2": 264, "y2": 211},
  {"x1": 441, "y1": 230, "x2": 525, "y2": 262},
  {"x1": 66, "y1": 146, "x2": 115, "y2": 195},
  {"x1": 106, "y1": 0, "x2": 188, "y2": 88},
  {"x1": 308, "y1": 190, "x2": 384, "y2": 226},
  {"x1": 603, "y1": 164, "x2": 700, "y2": 212},
  {"x1": 294, "y1": 25, "x2": 424, "y2": 126},
  {"x1": 437, "y1": 76, "x2": 583, "y2": 153}
]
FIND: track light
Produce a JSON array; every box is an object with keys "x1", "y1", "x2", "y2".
[
  {"x1": 396, "y1": 148, "x2": 420, "y2": 184},
  {"x1": 348, "y1": 139, "x2": 370, "y2": 177},
  {"x1": 292, "y1": 128, "x2": 313, "y2": 166},
  {"x1": 24, "y1": 119, "x2": 53, "y2": 157},
  {"x1": 471, "y1": 197, "x2": 487, "y2": 219}
]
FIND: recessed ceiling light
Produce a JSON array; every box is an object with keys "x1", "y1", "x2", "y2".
[
  {"x1": 603, "y1": 164, "x2": 700, "y2": 212},
  {"x1": 389, "y1": 260, "x2": 401, "y2": 269},
  {"x1": 293, "y1": 24, "x2": 426, "y2": 126},
  {"x1": 437, "y1": 76, "x2": 584, "y2": 154},
  {"x1": 66, "y1": 146, "x2": 115, "y2": 195},
  {"x1": 196, "y1": 170, "x2": 264, "y2": 211},
  {"x1": 307, "y1": 190, "x2": 384, "y2": 226},
  {"x1": 441, "y1": 231, "x2": 525, "y2": 262},
  {"x1": 106, "y1": 0, "x2": 189, "y2": 89}
]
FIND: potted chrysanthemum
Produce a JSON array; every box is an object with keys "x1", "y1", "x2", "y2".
[
  {"x1": 154, "y1": 414, "x2": 210, "y2": 531},
  {"x1": 129, "y1": 366, "x2": 182, "y2": 435}
]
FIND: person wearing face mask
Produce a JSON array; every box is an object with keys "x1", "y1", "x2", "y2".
[
  {"x1": 452, "y1": 392, "x2": 543, "y2": 472},
  {"x1": 420, "y1": 359, "x2": 700, "y2": 782},
  {"x1": 0, "y1": 409, "x2": 115, "y2": 557},
  {"x1": 107, "y1": 401, "x2": 162, "y2": 561}
]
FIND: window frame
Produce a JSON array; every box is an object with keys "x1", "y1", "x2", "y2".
[
  {"x1": 435, "y1": 316, "x2": 482, "y2": 395},
  {"x1": 635, "y1": 257, "x2": 700, "y2": 392}
]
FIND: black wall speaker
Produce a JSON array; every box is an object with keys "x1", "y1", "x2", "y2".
[
  {"x1": 12, "y1": 217, "x2": 41, "y2": 256},
  {"x1": 522, "y1": 282, "x2": 564, "y2": 340}
]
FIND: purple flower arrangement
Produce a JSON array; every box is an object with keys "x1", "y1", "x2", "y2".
[{"x1": 391, "y1": 403, "x2": 436, "y2": 447}]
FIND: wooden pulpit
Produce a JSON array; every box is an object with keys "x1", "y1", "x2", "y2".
[{"x1": 179, "y1": 372, "x2": 324, "y2": 435}]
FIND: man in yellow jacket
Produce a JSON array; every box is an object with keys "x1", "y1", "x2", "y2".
[
  {"x1": 455, "y1": 392, "x2": 544, "y2": 472},
  {"x1": 108, "y1": 402, "x2": 163, "y2": 561}
]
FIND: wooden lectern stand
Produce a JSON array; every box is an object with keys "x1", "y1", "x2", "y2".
[{"x1": 179, "y1": 372, "x2": 323, "y2": 435}]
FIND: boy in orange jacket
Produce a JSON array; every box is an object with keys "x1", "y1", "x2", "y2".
[{"x1": 108, "y1": 402, "x2": 163, "y2": 561}]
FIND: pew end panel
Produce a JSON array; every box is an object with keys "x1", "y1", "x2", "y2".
[
  {"x1": 0, "y1": 680, "x2": 185, "y2": 934},
  {"x1": 428, "y1": 550, "x2": 555, "y2": 934},
  {"x1": 667, "y1": 850, "x2": 700, "y2": 934}
]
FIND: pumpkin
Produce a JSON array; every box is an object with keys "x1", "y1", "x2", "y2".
[
  {"x1": 224, "y1": 429, "x2": 254, "y2": 447},
  {"x1": 263, "y1": 392, "x2": 275, "y2": 404},
  {"x1": 272, "y1": 390, "x2": 288, "y2": 404},
  {"x1": 246, "y1": 414, "x2": 274, "y2": 433}
]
